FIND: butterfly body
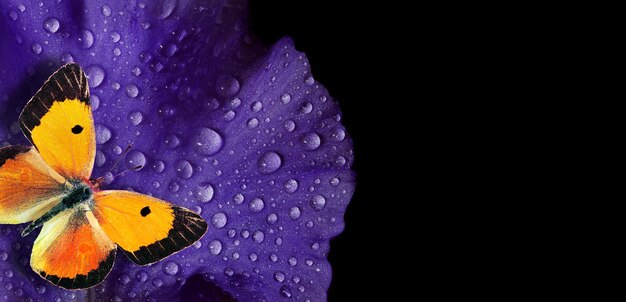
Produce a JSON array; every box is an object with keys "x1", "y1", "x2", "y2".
[{"x1": 0, "y1": 63, "x2": 208, "y2": 289}]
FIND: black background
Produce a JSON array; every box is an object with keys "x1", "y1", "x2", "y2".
[{"x1": 250, "y1": 1, "x2": 384, "y2": 300}]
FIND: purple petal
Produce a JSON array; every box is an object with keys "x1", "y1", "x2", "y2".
[{"x1": 0, "y1": 1, "x2": 354, "y2": 301}]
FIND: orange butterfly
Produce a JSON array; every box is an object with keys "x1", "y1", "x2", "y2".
[{"x1": 0, "y1": 63, "x2": 207, "y2": 289}]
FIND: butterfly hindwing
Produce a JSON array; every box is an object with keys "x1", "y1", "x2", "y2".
[
  {"x1": 0, "y1": 145, "x2": 66, "y2": 224},
  {"x1": 30, "y1": 206, "x2": 116, "y2": 289},
  {"x1": 19, "y1": 63, "x2": 95, "y2": 180},
  {"x1": 92, "y1": 191, "x2": 208, "y2": 265}
]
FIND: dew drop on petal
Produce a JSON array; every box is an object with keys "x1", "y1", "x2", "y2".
[
  {"x1": 175, "y1": 160, "x2": 193, "y2": 179},
  {"x1": 78, "y1": 29, "x2": 94, "y2": 49},
  {"x1": 279, "y1": 286, "x2": 292, "y2": 298},
  {"x1": 289, "y1": 207, "x2": 301, "y2": 220},
  {"x1": 192, "y1": 127, "x2": 223, "y2": 156},
  {"x1": 281, "y1": 93, "x2": 291, "y2": 104},
  {"x1": 195, "y1": 183, "x2": 214, "y2": 202},
  {"x1": 249, "y1": 198, "x2": 264, "y2": 212},
  {"x1": 310, "y1": 195, "x2": 326, "y2": 210},
  {"x1": 211, "y1": 212, "x2": 227, "y2": 228},
  {"x1": 101, "y1": 5, "x2": 111, "y2": 16},
  {"x1": 274, "y1": 271, "x2": 286, "y2": 283},
  {"x1": 152, "y1": 160, "x2": 165, "y2": 173},
  {"x1": 252, "y1": 230, "x2": 264, "y2": 243},
  {"x1": 164, "y1": 134, "x2": 180, "y2": 149},
  {"x1": 283, "y1": 120, "x2": 296, "y2": 132},
  {"x1": 95, "y1": 124, "x2": 112, "y2": 144},
  {"x1": 300, "y1": 102, "x2": 313, "y2": 114},
  {"x1": 302, "y1": 132, "x2": 321, "y2": 150},
  {"x1": 125, "y1": 150, "x2": 146, "y2": 170},
  {"x1": 128, "y1": 110, "x2": 143, "y2": 125},
  {"x1": 284, "y1": 179, "x2": 298, "y2": 193},
  {"x1": 95, "y1": 151, "x2": 106, "y2": 167},
  {"x1": 208, "y1": 240, "x2": 222, "y2": 255},
  {"x1": 125, "y1": 84, "x2": 139, "y2": 98},
  {"x1": 85, "y1": 65, "x2": 105, "y2": 88},
  {"x1": 215, "y1": 75, "x2": 240, "y2": 97},
  {"x1": 258, "y1": 151, "x2": 282, "y2": 174},
  {"x1": 331, "y1": 127, "x2": 346, "y2": 142},
  {"x1": 250, "y1": 101, "x2": 262, "y2": 112},
  {"x1": 162, "y1": 262, "x2": 178, "y2": 275},
  {"x1": 31, "y1": 42, "x2": 42, "y2": 55},
  {"x1": 246, "y1": 118, "x2": 259, "y2": 129},
  {"x1": 156, "y1": 0, "x2": 177, "y2": 20},
  {"x1": 233, "y1": 193, "x2": 244, "y2": 205},
  {"x1": 43, "y1": 18, "x2": 60, "y2": 33}
]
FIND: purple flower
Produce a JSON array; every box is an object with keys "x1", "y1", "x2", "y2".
[{"x1": 0, "y1": 1, "x2": 354, "y2": 301}]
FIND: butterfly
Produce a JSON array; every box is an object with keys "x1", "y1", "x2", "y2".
[{"x1": 0, "y1": 63, "x2": 208, "y2": 289}]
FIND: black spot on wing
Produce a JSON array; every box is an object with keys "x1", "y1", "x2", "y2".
[
  {"x1": 19, "y1": 63, "x2": 90, "y2": 146},
  {"x1": 122, "y1": 207, "x2": 208, "y2": 265},
  {"x1": 141, "y1": 206, "x2": 151, "y2": 217},
  {"x1": 0, "y1": 145, "x2": 31, "y2": 168},
  {"x1": 72, "y1": 125, "x2": 83, "y2": 134}
]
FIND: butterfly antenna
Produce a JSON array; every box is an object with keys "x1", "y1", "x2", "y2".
[
  {"x1": 111, "y1": 165, "x2": 144, "y2": 179},
  {"x1": 108, "y1": 144, "x2": 133, "y2": 175}
]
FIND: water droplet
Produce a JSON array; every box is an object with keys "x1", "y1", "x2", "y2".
[
  {"x1": 279, "y1": 286, "x2": 292, "y2": 298},
  {"x1": 175, "y1": 160, "x2": 193, "y2": 179},
  {"x1": 246, "y1": 118, "x2": 259, "y2": 129},
  {"x1": 101, "y1": 5, "x2": 112, "y2": 17},
  {"x1": 125, "y1": 150, "x2": 146, "y2": 170},
  {"x1": 195, "y1": 183, "x2": 214, "y2": 202},
  {"x1": 0, "y1": 251, "x2": 8, "y2": 261},
  {"x1": 250, "y1": 101, "x2": 262, "y2": 112},
  {"x1": 3, "y1": 269, "x2": 13, "y2": 277},
  {"x1": 152, "y1": 278, "x2": 163, "y2": 287},
  {"x1": 131, "y1": 66, "x2": 142, "y2": 76},
  {"x1": 78, "y1": 29, "x2": 94, "y2": 49},
  {"x1": 8, "y1": 10, "x2": 17, "y2": 21},
  {"x1": 152, "y1": 160, "x2": 165, "y2": 173},
  {"x1": 258, "y1": 151, "x2": 282, "y2": 174},
  {"x1": 192, "y1": 127, "x2": 223, "y2": 156},
  {"x1": 249, "y1": 198, "x2": 264, "y2": 212},
  {"x1": 233, "y1": 193, "x2": 244, "y2": 204},
  {"x1": 110, "y1": 31, "x2": 121, "y2": 42},
  {"x1": 300, "y1": 102, "x2": 313, "y2": 114},
  {"x1": 305, "y1": 76, "x2": 315, "y2": 85},
  {"x1": 168, "y1": 181, "x2": 180, "y2": 192},
  {"x1": 164, "y1": 134, "x2": 181, "y2": 149},
  {"x1": 284, "y1": 179, "x2": 298, "y2": 193},
  {"x1": 252, "y1": 230, "x2": 264, "y2": 243},
  {"x1": 156, "y1": 0, "x2": 177, "y2": 19},
  {"x1": 281, "y1": 93, "x2": 291, "y2": 104},
  {"x1": 60, "y1": 52, "x2": 75, "y2": 64},
  {"x1": 113, "y1": 47, "x2": 121, "y2": 56},
  {"x1": 274, "y1": 271, "x2": 286, "y2": 282},
  {"x1": 283, "y1": 120, "x2": 296, "y2": 132},
  {"x1": 302, "y1": 132, "x2": 321, "y2": 150},
  {"x1": 211, "y1": 212, "x2": 227, "y2": 228},
  {"x1": 208, "y1": 240, "x2": 222, "y2": 255},
  {"x1": 267, "y1": 213, "x2": 278, "y2": 224},
  {"x1": 335, "y1": 155, "x2": 347, "y2": 167},
  {"x1": 310, "y1": 195, "x2": 326, "y2": 210},
  {"x1": 215, "y1": 75, "x2": 240, "y2": 97},
  {"x1": 331, "y1": 128, "x2": 346, "y2": 142},
  {"x1": 125, "y1": 84, "x2": 139, "y2": 98},
  {"x1": 95, "y1": 124, "x2": 112, "y2": 144},
  {"x1": 90, "y1": 94, "x2": 100, "y2": 110},
  {"x1": 129, "y1": 110, "x2": 143, "y2": 125},
  {"x1": 289, "y1": 207, "x2": 301, "y2": 220},
  {"x1": 113, "y1": 146, "x2": 123, "y2": 155},
  {"x1": 43, "y1": 18, "x2": 60, "y2": 33},
  {"x1": 118, "y1": 274, "x2": 130, "y2": 285},
  {"x1": 162, "y1": 261, "x2": 178, "y2": 275},
  {"x1": 85, "y1": 65, "x2": 105, "y2": 88},
  {"x1": 289, "y1": 257, "x2": 297, "y2": 266},
  {"x1": 249, "y1": 253, "x2": 258, "y2": 261},
  {"x1": 31, "y1": 42, "x2": 42, "y2": 55}
]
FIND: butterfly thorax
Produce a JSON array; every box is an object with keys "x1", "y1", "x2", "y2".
[{"x1": 21, "y1": 181, "x2": 93, "y2": 237}]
